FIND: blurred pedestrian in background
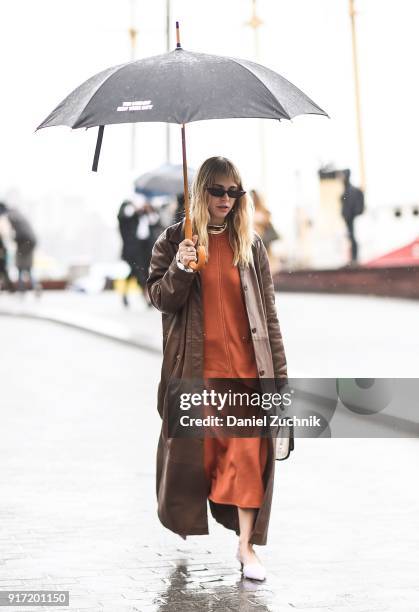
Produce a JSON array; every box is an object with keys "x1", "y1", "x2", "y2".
[
  {"x1": 172, "y1": 193, "x2": 185, "y2": 225},
  {"x1": 117, "y1": 198, "x2": 159, "y2": 307},
  {"x1": 0, "y1": 202, "x2": 39, "y2": 294},
  {"x1": 153, "y1": 198, "x2": 175, "y2": 235},
  {"x1": 339, "y1": 169, "x2": 365, "y2": 264},
  {"x1": 250, "y1": 189, "x2": 280, "y2": 270},
  {"x1": 136, "y1": 199, "x2": 160, "y2": 303},
  {"x1": 0, "y1": 232, "x2": 14, "y2": 292},
  {"x1": 118, "y1": 199, "x2": 140, "y2": 306}
]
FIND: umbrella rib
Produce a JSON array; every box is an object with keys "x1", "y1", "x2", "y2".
[{"x1": 229, "y1": 58, "x2": 292, "y2": 120}]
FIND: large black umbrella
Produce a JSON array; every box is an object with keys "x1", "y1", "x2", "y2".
[{"x1": 37, "y1": 22, "x2": 328, "y2": 270}]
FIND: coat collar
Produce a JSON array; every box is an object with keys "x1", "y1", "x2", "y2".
[{"x1": 166, "y1": 220, "x2": 186, "y2": 245}]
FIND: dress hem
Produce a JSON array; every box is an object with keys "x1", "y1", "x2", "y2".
[{"x1": 208, "y1": 495, "x2": 262, "y2": 509}]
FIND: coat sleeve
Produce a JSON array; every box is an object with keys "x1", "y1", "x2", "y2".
[
  {"x1": 146, "y1": 232, "x2": 197, "y2": 314},
  {"x1": 257, "y1": 240, "x2": 288, "y2": 381}
]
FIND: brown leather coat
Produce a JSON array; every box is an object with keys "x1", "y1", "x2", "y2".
[{"x1": 146, "y1": 220, "x2": 294, "y2": 545}]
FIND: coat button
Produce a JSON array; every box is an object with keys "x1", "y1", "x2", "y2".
[
  {"x1": 243, "y1": 285, "x2": 248, "y2": 291},
  {"x1": 259, "y1": 370, "x2": 265, "y2": 376},
  {"x1": 251, "y1": 328, "x2": 256, "y2": 333}
]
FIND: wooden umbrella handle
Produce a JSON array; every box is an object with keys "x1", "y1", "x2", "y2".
[
  {"x1": 181, "y1": 123, "x2": 206, "y2": 271},
  {"x1": 184, "y1": 218, "x2": 206, "y2": 272}
]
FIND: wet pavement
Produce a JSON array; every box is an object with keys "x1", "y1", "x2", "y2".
[
  {"x1": 1, "y1": 289, "x2": 419, "y2": 377},
  {"x1": 0, "y1": 313, "x2": 418, "y2": 611}
]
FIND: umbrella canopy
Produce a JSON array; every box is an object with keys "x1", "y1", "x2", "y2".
[
  {"x1": 37, "y1": 48, "x2": 327, "y2": 131},
  {"x1": 37, "y1": 22, "x2": 328, "y2": 271},
  {"x1": 134, "y1": 163, "x2": 196, "y2": 197}
]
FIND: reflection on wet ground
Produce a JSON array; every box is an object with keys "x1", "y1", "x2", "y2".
[{"x1": 155, "y1": 553, "x2": 274, "y2": 612}]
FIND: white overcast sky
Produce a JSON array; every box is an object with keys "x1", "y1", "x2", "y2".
[{"x1": 0, "y1": 0, "x2": 418, "y2": 234}]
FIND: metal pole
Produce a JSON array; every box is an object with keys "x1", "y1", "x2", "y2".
[
  {"x1": 246, "y1": 0, "x2": 266, "y2": 193},
  {"x1": 349, "y1": 0, "x2": 366, "y2": 193},
  {"x1": 129, "y1": 0, "x2": 138, "y2": 170},
  {"x1": 165, "y1": 0, "x2": 171, "y2": 163}
]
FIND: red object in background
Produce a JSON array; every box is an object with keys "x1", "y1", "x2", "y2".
[{"x1": 364, "y1": 237, "x2": 419, "y2": 268}]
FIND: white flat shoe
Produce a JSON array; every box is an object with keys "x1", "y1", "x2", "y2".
[{"x1": 236, "y1": 550, "x2": 267, "y2": 581}]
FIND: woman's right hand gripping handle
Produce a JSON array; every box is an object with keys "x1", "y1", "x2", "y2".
[
  {"x1": 178, "y1": 235, "x2": 206, "y2": 272},
  {"x1": 177, "y1": 235, "x2": 198, "y2": 268}
]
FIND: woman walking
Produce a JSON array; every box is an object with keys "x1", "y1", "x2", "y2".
[{"x1": 147, "y1": 156, "x2": 293, "y2": 581}]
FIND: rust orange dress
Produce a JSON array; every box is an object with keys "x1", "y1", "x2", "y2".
[{"x1": 201, "y1": 228, "x2": 268, "y2": 509}]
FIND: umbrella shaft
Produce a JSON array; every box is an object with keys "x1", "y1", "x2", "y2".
[{"x1": 181, "y1": 123, "x2": 192, "y2": 240}]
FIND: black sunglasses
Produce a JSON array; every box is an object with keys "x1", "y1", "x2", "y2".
[{"x1": 206, "y1": 186, "x2": 246, "y2": 199}]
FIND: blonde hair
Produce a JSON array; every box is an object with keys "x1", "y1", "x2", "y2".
[{"x1": 190, "y1": 156, "x2": 254, "y2": 266}]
